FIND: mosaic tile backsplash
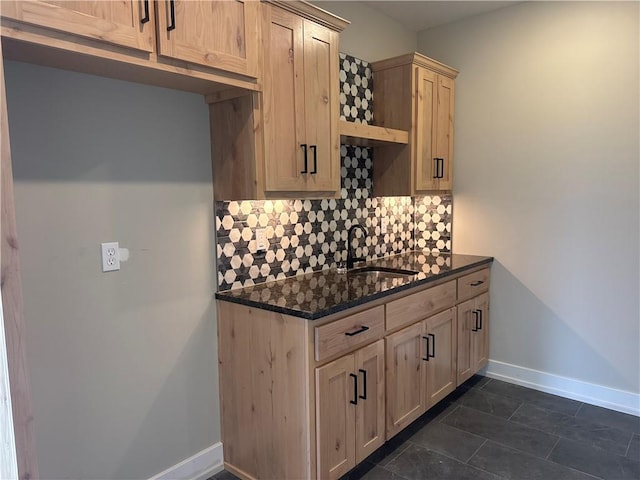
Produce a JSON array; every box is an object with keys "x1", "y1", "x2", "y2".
[{"x1": 215, "y1": 54, "x2": 452, "y2": 291}]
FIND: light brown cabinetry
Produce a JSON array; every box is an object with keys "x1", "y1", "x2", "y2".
[
  {"x1": 371, "y1": 53, "x2": 458, "y2": 196},
  {"x1": 262, "y1": 4, "x2": 340, "y2": 194},
  {"x1": 386, "y1": 307, "x2": 457, "y2": 438},
  {"x1": 457, "y1": 292, "x2": 490, "y2": 385},
  {"x1": 208, "y1": 2, "x2": 347, "y2": 200},
  {"x1": 316, "y1": 340, "x2": 384, "y2": 480},
  {"x1": 156, "y1": 0, "x2": 260, "y2": 77},
  {"x1": 1, "y1": 0, "x2": 155, "y2": 52},
  {"x1": 217, "y1": 264, "x2": 491, "y2": 480}
]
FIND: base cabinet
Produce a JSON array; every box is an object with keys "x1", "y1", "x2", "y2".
[
  {"x1": 457, "y1": 292, "x2": 489, "y2": 385},
  {"x1": 316, "y1": 340, "x2": 385, "y2": 480},
  {"x1": 386, "y1": 307, "x2": 457, "y2": 438},
  {"x1": 218, "y1": 265, "x2": 491, "y2": 480}
]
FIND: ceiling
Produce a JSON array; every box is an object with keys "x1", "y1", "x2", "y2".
[{"x1": 363, "y1": 1, "x2": 518, "y2": 32}]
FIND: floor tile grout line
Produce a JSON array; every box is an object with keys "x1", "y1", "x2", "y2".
[
  {"x1": 378, "y1": 442, "x2": 411, "y2": 467},
  {"x1": 544, "y1": 436, "x2": 561, "y2": 460},
  {"x1": 466, "y1": 438, "x2": 488, "y2": 464},
  {"x1": 624, "y1": 434, "x2": 633, "y2": 458},
  {"x1": 506, "y1": 401, "x2": 524, "y2": 421},
  {"x1": 378, "y1": 462, "x2": 411, "y2": 480}
]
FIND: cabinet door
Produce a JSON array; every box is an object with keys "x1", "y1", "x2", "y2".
[
  {"x1": 354, "y1": 340, "x2": 385, "y2": 463},
  {"x1": 425, "y1": 308, "x2": 457, "y2": 408},
  {"x1": 156, "y1": 0, "x2": 259, "y2": 77},
  {"x1": 472, "y1": 292, "x2": 490, "y2": 372},
  {"x1": 414, "y1": 67, "x2": 438, "y2": 191},
  {"x1": 386, "y1": 322, "x2": 426, "y2": 438},
  {"x1": 456, "y1": 298, "x2": 475, "y2": 386},
  {"x1": 262, "y1": 5, "x2": 308, "y2": 192},
  {"x1": 303, "y1": 19, "x2": 340, "y2": 193},
  {"x1": 1, "y1": 0, "x2": 154, "y2": 52},
  {"x1": 316, "y1": 355, "x2": 356, "y2": 480},
  {"x1": 434, "y1": 75, "x2": 455, "y2": 190}
]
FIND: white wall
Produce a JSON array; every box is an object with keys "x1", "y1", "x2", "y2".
[
  {"x1": 312, "y1": 1, "x2": 417, "y2": 61},
  {"x1": 418, "y1": 2, "x2": 640, "y2": 397},
  {"x1": 4, "y1": 61, "x2": 219, "y2": 479}
]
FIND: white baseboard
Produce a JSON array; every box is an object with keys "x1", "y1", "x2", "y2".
[
  {"x1": 149, "y1": 442, "x2": 224, "y2": 480},
  {"x1": 483, "y1": 359, "x2": 640, "y2": 417}
]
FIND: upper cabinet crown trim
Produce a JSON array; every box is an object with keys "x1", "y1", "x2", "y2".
[
  {"x1": 264, "y1": 0, "x2": 350, "y2": 32},
  {"x1": 371, "y1": 52, "x2": 459, "y2": 79}
]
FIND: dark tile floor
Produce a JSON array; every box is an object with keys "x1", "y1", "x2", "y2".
[{"x1": 210, "y1": 376, "x2": 640, "y2": 480}]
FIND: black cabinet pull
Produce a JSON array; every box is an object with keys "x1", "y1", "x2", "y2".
[
  {"x1": 472, "y1": 310, "x2": 480, "y2": 332},
  {"x1": 167, "y1": 0, "x2": 176, "y2": 31},
  {"x1": 428, "y1": 333, "x2": 436, "y2": 359},
  {"x1": 300, "y1": 144, "x2": 308, "y2": 174},
  {"x1": 470, "y1": 280, "x2": 484, "y2": 287},
  {"x1": 439, "y1": 158, "x2": 445, "y2": 178},
  {"x1": 310, "y1": 145, "x2": 317, "y2": 174},
  {"x1": 433, "y1": 158, "x2": 440, "y2": 178},
  {"x1": 358, "y1": 369, "x2": 367, "y2": 400},
  {"x1": 478, "y1": 309, "x2": 483, "y2": 330},
  {"x1": 422, "y1": 335, "x2": 430, "y2": 361},
  {"x1": 350, "y1": 373, "x2": 358, "y2": 405},
  {"x1": 141, "y1": 0, "x2": 150, "y2": 23},
  {"x1": 345, "y1": 325, "x2": 369, "y2": 337}
]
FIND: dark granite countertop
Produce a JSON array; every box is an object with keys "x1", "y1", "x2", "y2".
[{"x1": 215, "y1": 251, "x2": 493, "y2": 320}]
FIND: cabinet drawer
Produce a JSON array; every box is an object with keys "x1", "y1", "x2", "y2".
[
  {"x1": 457, "y1": 268, "x2": 490, "y2": 302},
  {"x1": 315, "y1": 306, "x2": 385, "y2": 362},
  {"x1": 386, "y1": 280, "x2": 456, "y2": 332}
]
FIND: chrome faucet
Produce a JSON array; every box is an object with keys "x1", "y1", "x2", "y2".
[{"x1": 346, "y1": 223, "x2": 368, "y2": 269}]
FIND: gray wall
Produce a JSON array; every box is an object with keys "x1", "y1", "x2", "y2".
[
  {"x1": 418, "y1": 2, "x2": 640, "y2": 394},
  {"x1": 312, "y1": 1, "x2": 417, "y2": 61},
  {"x1": 4, "y1": 61, "x2": 219, "y2": 479}
]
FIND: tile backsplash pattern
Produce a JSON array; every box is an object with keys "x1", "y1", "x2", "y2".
[{"x1": 215, "y1": 54, "x2": 452, "y2": 291}]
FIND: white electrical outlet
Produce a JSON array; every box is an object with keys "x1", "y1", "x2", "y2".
[
  {"x1": 381, "y1": 218, "x2": 389, "y2": 234},
  {"x1": 101, "y1": 242, "x2": 121, "y2": 272},
  {"x1": 256, "y1": 229, "x2": 267, "y2": 251}
]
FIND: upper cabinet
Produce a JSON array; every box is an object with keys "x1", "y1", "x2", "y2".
[
  {"x1": 372, "y1": 53, "x2": 458, "y2": 196},
  {"x1": 0, "y1": 0, "x2": 262, "y2": 92},
  {"x1": 208, "y1": 1, "x2": 348, "y2": 200},
  {"x1": 262, "y1": 3, "x2": 340, "y2": 194},
  {"x1": 1, "y1": 0, "x2": 155, "y2": 52},
  {"x1": 156, "y1": 0, "x2": 259, "y2": 78}
]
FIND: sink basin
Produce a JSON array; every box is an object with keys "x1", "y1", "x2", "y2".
[{"x1": 347, "y1": 266, "x2": 419, "y2": 279}]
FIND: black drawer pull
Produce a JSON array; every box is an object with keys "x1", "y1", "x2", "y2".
[
  {"x1": 358, "y1": 369, "x2": 367, "y2": 400},
  {"x1": 141, "y1": 0, "x2": 150, "y2": 23},
  {"x1": 350, "y1": 373, "x2": 358, "y2": 405},
  {"x1": 300, "y1": 144, "x2": 308, "y2": 174},
  {"x1": 345, "y1": 325, "x2": 369, "y2": 337},
  {"x1": 428, "y1": 333, "x2": 436, "y2": 358},
  {"x1": 478, "y1": 309, "x2": 483, "y2": 330},
  {"x1": 472, "y1": 310, "x2": 480, "y2": 332},
  {"x1": 433, "y1": 158, "x2": 440, "y2": 178},
  {"x1": 422, "y1": 335, "x2": 430, "y2": 361},
  {"x1": 310, "y1": 145, "x2": 317, "y2": 174},
  {"x1": 470, "y1": 280, "x2": 484, "y2": 287},
  {"x1": 167, "y1": 0, "x2": 176, "y2": 31}
]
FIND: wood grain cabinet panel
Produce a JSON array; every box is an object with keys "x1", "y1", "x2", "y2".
[
  {"x1": 424, "y1": 308, "x2": 457, "y2": 408},
  {"x1": 457, "y1": 292, "x2": 490, "y2": 386},
  {"x1": 262, "y1": 4, "x2": 340, "y2": 196},
  {"x1": 386, "y1": 280, "x2": 456, "y2": 332},
  {"x1": 156, "y1": 0, "x2": 260, "y2": 78},
  {"x1": 458, "y1": 268, "x2": 490, "y2": 303},
  {"x1": 1, "y1": 0, "x2": 155, "y2": 52},
  {"x1": 371, "y1": 53, "x2": 458, "y2": 196},
  {"x1": 316, "y1": 339, "x2": 385, "y2": 480}
]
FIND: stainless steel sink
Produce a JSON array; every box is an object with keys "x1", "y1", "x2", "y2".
[{"x1": 347, "y1": 266, "x2": 419, "y2": 279}]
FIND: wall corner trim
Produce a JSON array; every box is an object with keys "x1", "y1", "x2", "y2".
[
  {"x1": 148, "y1": 442, "x2": 224, "y2": 480},
  {"x1": 484, "y1": 359, "x2": 640, "y2": 417}
]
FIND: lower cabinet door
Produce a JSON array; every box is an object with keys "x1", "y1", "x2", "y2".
[
  {"x1": 425, "y1": 308, "x2": 457, "y2": 408},
  {"x1": 316, "y1": 355, "x2": 356, "y2": 479},
  {"x1": 472, "y1": 292, "x2": 490, "y2": 372},
  {"x1": 385, "y1": 322, "x2": 426, "y2": 438},
  {"x1": 456, "y1": 298, "x2": 474, "y2": 385},
  {"x1": 354, "y1": 340, "x2": 385, "y2": 462}
]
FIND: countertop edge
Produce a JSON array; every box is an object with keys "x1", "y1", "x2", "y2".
[{"x1": 215, "y1": 256, "x2": 494, "y2": 320}]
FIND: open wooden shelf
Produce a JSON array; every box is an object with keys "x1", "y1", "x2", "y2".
[{"x1": 339, "y1": 120, "x2": 409, "y2": 147}]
